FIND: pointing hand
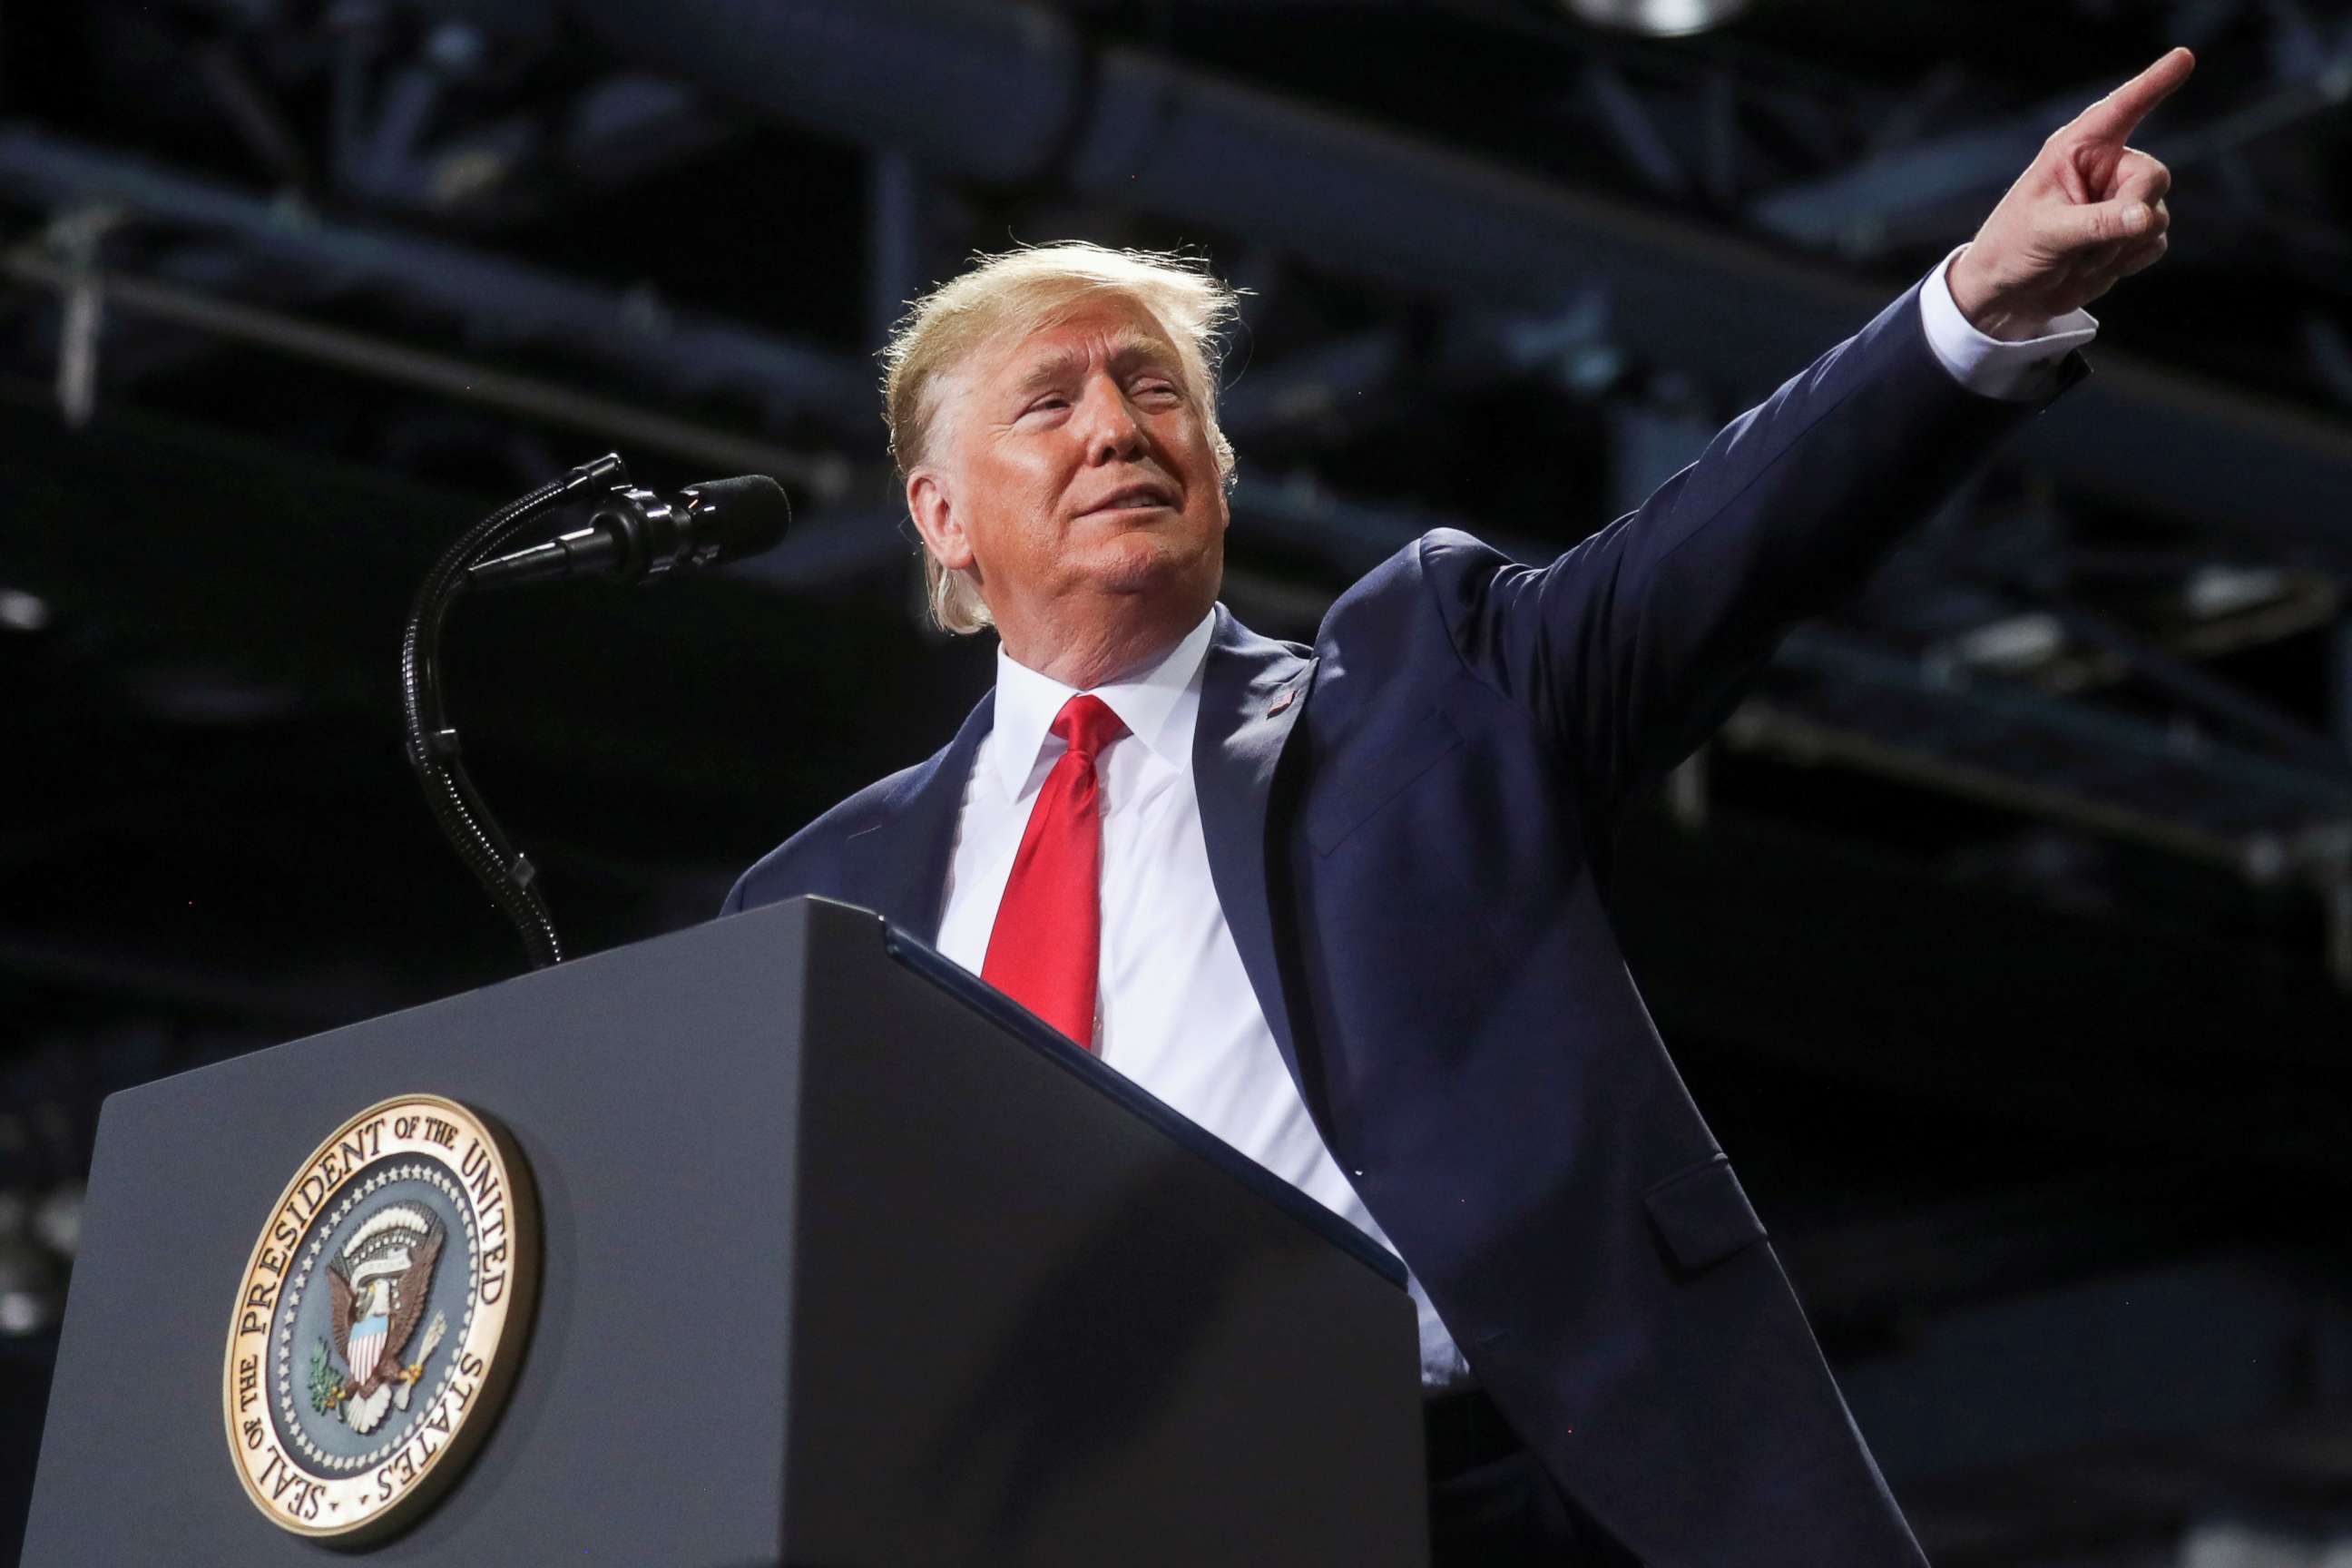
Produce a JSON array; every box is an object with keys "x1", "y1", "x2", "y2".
[{"x1": 1947, "y1": 48, "x2": 2194, "y2": 341}]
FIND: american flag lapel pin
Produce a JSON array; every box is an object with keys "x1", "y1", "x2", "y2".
[{"x1": 1266, "y1": 686, "x2": 1296, "y2": 718}]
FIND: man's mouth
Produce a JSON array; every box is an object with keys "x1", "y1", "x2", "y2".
[{"x1": 1077, "y1": 482, "x2": 1177, "y2": 517}]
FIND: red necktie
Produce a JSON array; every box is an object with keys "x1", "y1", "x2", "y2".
[{"x1": 982, "y1": 694, "x2": 1129, "y2": 1048}]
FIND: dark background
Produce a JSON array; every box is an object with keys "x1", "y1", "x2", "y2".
[{"x1": 6, "y1": 1, "x2": 2352, "y2": 1562}]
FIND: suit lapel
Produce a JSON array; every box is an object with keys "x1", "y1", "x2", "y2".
[
  {"x1": 1193, "y1": 606, "x2": 1316, "y2": 1088},
  {"x1": 838, "y1": 613, "x2": 1314, "y2": 1072},
  {"x1": 840, "y1": 689, "x2": 995, "y2": 941}
]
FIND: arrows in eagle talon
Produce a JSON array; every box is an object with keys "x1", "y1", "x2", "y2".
[{"x1": 407, "y1": 1311, "x2": 449, "y2": 1383}]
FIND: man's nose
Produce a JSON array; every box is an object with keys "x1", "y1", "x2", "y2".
[{"x1": 1075, "y1": 377, "x2": 1146, "y2": 463}]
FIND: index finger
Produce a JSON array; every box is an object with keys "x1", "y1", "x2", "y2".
[{"x1": 2072, "y1": 47, "x2": 2196, "y2": 144}]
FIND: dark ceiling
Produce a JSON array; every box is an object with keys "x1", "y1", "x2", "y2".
[{"x1": 7, "y1": 1, "x2": 2352, "y2": 1561}]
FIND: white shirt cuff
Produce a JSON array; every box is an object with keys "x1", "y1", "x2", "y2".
[{"x1": 1918, "y1": 244, "x2": 2098, "y2": 401}]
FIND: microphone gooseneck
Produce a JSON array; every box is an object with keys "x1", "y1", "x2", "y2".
[
  {"x1": 400, "y1": 453, "x2": 633, "y2": 971},
  {"x1": 405, "y1": 461, "x2": 789, "y2": 972}
]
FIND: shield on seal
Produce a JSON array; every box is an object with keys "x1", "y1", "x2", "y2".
[{"x1": 346, "y1": 1309, "x2": 388, "y2": 1386}]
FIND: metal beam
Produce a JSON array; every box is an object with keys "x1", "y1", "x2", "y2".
[
  {"x1": 0, "y1": 250, "x2": 855, "y2": 497},
  {"x1": 2021, "y1": 593, "x2": 2352, "y2": 779},
  {"x1": 0, "y1": 125, "x2": 875, "y2": 427},
  {"x1": 564, "y1": 0, "x2": 2352, "y2": 575},
  {"x1": 1769, "y1": 625, "x2": 2352, "y2": 838},
  {"x1": 1751, "y1": 59, "x2": 2352, "y2": 263}
]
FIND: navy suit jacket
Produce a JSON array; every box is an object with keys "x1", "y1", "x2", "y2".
[{"x1": 723, "y1": 282, "x2": 2082, "y2": 1565}]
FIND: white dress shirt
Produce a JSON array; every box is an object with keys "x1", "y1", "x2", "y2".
[
  {"x1": 935, "y1": 608, "x2": 1480, "y2": 1384},
  {"x1": 934, "y1": 257, "x2": 2094, "y2": 1390},
  {"x1": 1926, "y1": 245, "x2": 2099, "y2": 397}
]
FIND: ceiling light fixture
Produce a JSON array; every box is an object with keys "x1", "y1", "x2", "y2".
[{"x1": 1563, "y1": 0, "x2": 1750, "y2": 36}]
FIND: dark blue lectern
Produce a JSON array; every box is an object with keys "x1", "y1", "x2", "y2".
[{"x1": 24, "y1": 896, "x2": 1427, "y2": 1564}]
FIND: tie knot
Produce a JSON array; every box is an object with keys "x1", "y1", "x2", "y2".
[{"x1": 1052, "y1": 693, "x2": 1128, "y2": 762}]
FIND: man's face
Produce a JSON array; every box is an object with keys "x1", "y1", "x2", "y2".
[{"x1": 908, "y1": 292, "x2": 1230, "y2": 665}]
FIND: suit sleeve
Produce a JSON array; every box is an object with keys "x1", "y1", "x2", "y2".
[{"x1": 1425, "y1": 280, "x2": 2082, "y2": 824}]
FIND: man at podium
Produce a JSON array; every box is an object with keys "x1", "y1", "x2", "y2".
[{"x1": 724, "y1": 49, "x2": 2190, "y2": 1567}]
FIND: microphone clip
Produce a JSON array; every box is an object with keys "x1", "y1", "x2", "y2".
[
  {"x1": 463, "y1": 474, "x2": 789, "y2": 592},
  {"x1": 587, "y1": 485, "x2": 716, "y2": 585}
]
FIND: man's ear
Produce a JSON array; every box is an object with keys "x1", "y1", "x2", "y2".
[{"x1": 906, "y1": 469, "x2": 975, "y2": 573}]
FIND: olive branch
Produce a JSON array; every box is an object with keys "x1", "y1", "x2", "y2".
[{"x1": 306, "y1": 1337, "x2": 346, "y2": 1416}]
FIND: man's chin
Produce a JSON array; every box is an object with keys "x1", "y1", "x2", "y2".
[{"x1": 1084, "y1": 535, "x2": 1210, "y2": 600}]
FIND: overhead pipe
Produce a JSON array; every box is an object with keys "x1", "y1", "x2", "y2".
[
  {"x1": 566, "y1": 0, "x2": 1863, "y2": 387},
  {"x1": 0, "y1": 249, "x2": 855, "y2": 498},
  {"x1": 566, "y1": 0, "x2": 2352, "y2": 577},
  {"x1": 0, "y1": 127, "x2": 877, "y2": 428}
]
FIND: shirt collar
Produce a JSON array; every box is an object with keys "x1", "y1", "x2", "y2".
[{"x1": 988, "y1": 608, "x2": 1216, "y2": 802}]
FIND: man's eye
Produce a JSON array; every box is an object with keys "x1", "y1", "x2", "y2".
[
  {"x1": 1133, "y1": 382, "x2": 1181, "y2": 402},
  {"x1": 1024, "y1": 396, "x2": 1069, "y2": 416}
]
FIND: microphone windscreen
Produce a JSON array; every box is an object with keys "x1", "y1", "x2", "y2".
[{"x1": 684, "y1": 475, "x2": 791, "y2": 559}]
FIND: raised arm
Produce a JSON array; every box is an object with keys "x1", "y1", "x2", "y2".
[{"x1": 1427, "y1": 51, "x2": 2191, "y2": 822}]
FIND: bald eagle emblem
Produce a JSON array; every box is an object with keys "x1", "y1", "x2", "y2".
[{"x1": 309, "y1": 1204, "x2": 449, "y2": 1435}]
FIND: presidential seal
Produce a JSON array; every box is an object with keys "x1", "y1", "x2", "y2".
[{"x1": 221, "y1": 1094, "x2": 535, "y2": 1541}]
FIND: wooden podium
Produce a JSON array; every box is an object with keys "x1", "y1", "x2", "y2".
[{"x1": 23, "y1": 896, "x2": 1427, "y2": 1564}]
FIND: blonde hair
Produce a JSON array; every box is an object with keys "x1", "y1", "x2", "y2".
[{"x1": 881, "y1": 242, "x2": 1242, "y2": 634}]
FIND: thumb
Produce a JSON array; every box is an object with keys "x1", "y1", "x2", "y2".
[{"x1": 2047, "y1": 196, "x2": 2159, "y2": 253}]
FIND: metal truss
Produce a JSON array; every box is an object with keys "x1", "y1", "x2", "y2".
[{"x1": 8, "y1": 0, "x2": 2352, "y2": 977}]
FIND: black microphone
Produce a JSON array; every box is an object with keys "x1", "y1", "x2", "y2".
[{"x1": 465, "y1": 475, "x2": 790, "y2": 590}]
